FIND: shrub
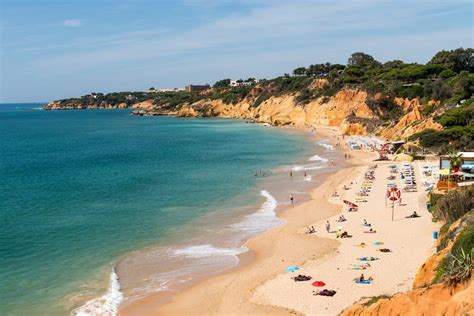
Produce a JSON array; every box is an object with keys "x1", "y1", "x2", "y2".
[
  {"x1": 431, "y1": 187, "x2": 474, "y2": 223},
  {"x1": 437, "y1": 104, "x2": 474, "y2": 127},
  {"x1": 436, "y1": 227, "x2": 474, "y2": 284}
]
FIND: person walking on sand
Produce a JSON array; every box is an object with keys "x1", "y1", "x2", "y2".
[
  {"x1": 290, "y1": 194, "x2": 294, "y2": 204},
  {"x1": 304, "y1": 171, "x2": 307, "y2": 177},
  {"x1": 290, "y1": 171, "x2": 293, "y2": 178},
  {"x1": 326, "y1": 220, "x2": 330, "y2": 233}
]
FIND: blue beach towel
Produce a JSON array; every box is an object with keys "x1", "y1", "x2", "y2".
[
  {"x1": 355, "y1": 280, "x2": 372, "y2": 284},
  {"x1": 286, "y1": 266, "x2": 300, "y2": 272}
]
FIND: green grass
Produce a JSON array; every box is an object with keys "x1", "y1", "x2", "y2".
[{"x1": 362, "y1": 295, "x2": 391, "y2": 307}]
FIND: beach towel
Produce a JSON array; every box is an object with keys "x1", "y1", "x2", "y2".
[
  {"x1": 354, "y1": 243, "x2": 367, "y2": 248},
  {"x1": 374, "y1": 242, "x2": 384, "y2": 246},
  {"x1": 286, "y1": 266, "x2": 300, "y2": 272},
  {"x1": 355, "y1": 280, "x2": 372, "y2": 284}
]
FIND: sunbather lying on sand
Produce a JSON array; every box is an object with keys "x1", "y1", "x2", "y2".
[
  {"x1": 363, "y1": 219, "x2": 372, "y2": 227},
  {"x1": 292, "y1": 275, "x2": 312, "y2": 282},
  {"x1": 357, "y1": 256, "x2": 379, "y2": 261},
  {"x1": 337, "y1": 231, "x2": 352, "y2": 238},
  {"x1": 305, "y1": 226, "x2": 316, "y2": 234},
  {"x1": 406, "y1": 211, "x2": 420, "y2": 218},
  {"x1": 351, "y1": 263, "x2": 371, "y2": 270},
  {"x1": 364, "y1": 228, "x2": 377, "y2": 233},
  {"x1": 336, "y1": 215, "x2": 346, "y2": 222},
  {"x1": 377, "y1": 248, "x2": 391, "y2": 252},
  {"x1": 313, "y1": 289, "x2": 337, "y2": 297}
]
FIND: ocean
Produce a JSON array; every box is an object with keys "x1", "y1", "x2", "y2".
[{"x1": 0, "y1": 103, "x2": 339, "y2": 315}]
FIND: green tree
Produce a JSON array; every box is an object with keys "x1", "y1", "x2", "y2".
[
  {"x1": 448, "y1": 151, "x2": 464, "y2": 172},
  {"x1": 213, "y1": 79, "x2": 231, "y2": 88},
  {"x1": 429, "y1": 48, "x2": 474, "y2": 73},
  {"x1": 293, "y1": 67, "x2": 307, "y2": 76},
  {"x1": 347, "y1": 52, "x2": 380, "y2": 68}
]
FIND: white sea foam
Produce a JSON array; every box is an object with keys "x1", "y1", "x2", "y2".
[
  {"x1": 173, "y1": 244, "x2": 246, "y2": 259},
  {"x1": 317, "y1": 142, "x2": 334, "y2": 151},
  {"x1": 304, "y1": 175, "x2": 313, "y2": 182},
  {"x1": 308, "y1": 154, "x2": 328, "y2": 163},
  {"x1": 73, "y1": 269, "x2": 123, "y2": 316},
  {"x1": 231, "y1": 190, "x2": 281, "y2": 234},
  {"x1": 292, "y1": 165, "x2": 324, "y2": 171}
]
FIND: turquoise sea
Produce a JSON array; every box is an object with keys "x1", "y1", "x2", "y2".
[{"x1": 0, "y1": 104, "x2": 338, "y2": 315}]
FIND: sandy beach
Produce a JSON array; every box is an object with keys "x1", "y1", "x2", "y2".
[{"x1": 120, "y1": 127, "x2": 439, "y2": 316}]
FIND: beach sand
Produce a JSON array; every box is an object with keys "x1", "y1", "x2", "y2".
[{"x1": 120, "y1": 127, "x2": 439, "y2": 316}]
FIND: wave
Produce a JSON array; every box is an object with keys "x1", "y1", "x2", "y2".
[
  {"x1": 317, "y1": 142, "x2": 334, "y2": 151},
  {"x1": 173, "y1": 244, "x2": 246, "y2": 259},
  {"x1": 304, "y1": 175, "x2": 313, "y2": 182},
  {"x1": 292, "y1": 165, "x2": 324, "y2": 171},
  {"x1": 231, "y1": 190, "x2": 281, "y2": 234},
  {"x1": 72, "y1": 269, "x2": 123, "y2": 316},
  {"x1": 308, "y1": 154, "x2": 328, "y2": 163}
]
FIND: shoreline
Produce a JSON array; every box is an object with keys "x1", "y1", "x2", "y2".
[
  {"x1": 71, "y1": 121, "x2": 338, "y2": 315},
  {"x1": 119, "y1": 126, "x2": 373, "y2": 315},
  {"x1": 120, "y1": 125, "x2": 439, "y2": 316}
]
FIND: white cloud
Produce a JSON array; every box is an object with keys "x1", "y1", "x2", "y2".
[{"x1": 63, "y1": 19, "x2": 82, "y2": 27}]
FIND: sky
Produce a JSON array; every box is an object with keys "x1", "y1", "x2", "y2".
[{"x1": 0, "y1": 0, "x2": 473, "y2": 103}]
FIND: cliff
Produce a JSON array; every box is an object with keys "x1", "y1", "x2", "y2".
[
  {"x1": 339, "y1": 281, "x2": 473, "y2": 316},
  {"x1": 44, "y1": 85, "x2": 449, "y2": 143}
]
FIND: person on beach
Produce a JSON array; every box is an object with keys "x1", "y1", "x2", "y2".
[
  {"x1": 290, "y1": 194, "x2": 294, "y2": 204},
  {"x1": 326, "y1": 221, "x2": 330, "y2": 233},
  {"x1": 304, "y1": 171, "x2": 307, "y2": 177},
  {"x1": 290, "y1": 171, "x2": 293, "y2": 178}
]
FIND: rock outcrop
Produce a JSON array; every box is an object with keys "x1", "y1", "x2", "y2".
[{"x1": 379, "y1": 97, "x2": 443, "y2": 140}]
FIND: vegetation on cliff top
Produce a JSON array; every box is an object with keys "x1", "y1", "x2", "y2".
[{"x1": 46, "y1": 48, "x2": 473, "y2": 149}]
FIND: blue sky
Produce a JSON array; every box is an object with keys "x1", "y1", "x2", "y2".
[{"x1": 0, "y1": 0, "x2": 472, "y2": 103}]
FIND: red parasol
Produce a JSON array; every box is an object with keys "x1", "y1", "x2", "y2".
[
  {"x1": 312, "y1": 281, "x2": 326, "y2": 287},
  {"x1": 343, "y1": 200, "x2": 358, "y2": 208}
]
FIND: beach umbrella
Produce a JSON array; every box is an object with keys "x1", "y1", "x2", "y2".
[
  {"x1": 312, "y1": 281, "x2": 326, "y2": 287},
  {"x1": 286, "y1": 266, "x2": 300, "y2": 273},
  {"x1": 343, "y1": 200, "x2": 358, "y2": 208}
]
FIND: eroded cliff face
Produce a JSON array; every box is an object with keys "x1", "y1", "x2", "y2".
[
  {"x1": 149, "y1": 89, "x2": 377, "y2": 132},
  {"x1": 339, "y1": 281, "x2": 473, "y2": 316},
  {"x1": 45, "y1": 88, "x2": 443, "y2": 141},
  {"x1": 378, "y1": 97, "x2": 443, "y2": 140}
]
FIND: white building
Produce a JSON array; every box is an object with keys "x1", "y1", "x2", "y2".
[{"x1": 230, "y1": 79, "x2": 260, "y2": 87}]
